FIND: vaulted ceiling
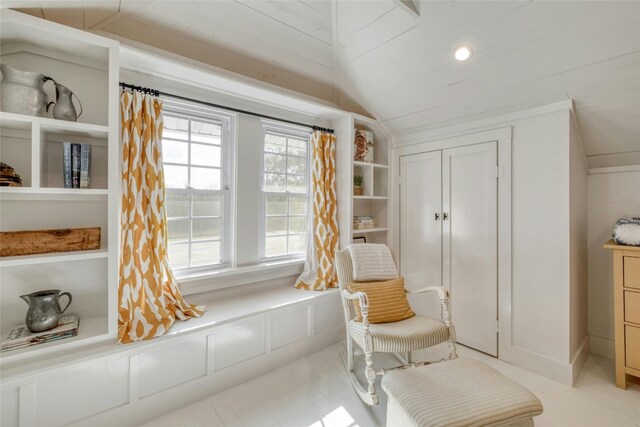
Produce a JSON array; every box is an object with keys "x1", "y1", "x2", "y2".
[{"x1": 10, "y1": 1, "x2": 640, "y2": 167}]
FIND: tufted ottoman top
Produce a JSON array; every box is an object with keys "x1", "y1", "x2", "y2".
[{"x1": 381, "y1": 358, "x2": 543, "y2": 427}]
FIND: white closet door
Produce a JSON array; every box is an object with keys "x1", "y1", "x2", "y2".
[
  {"x1": 400, "y1": 151, "x2": 442, "y2": 320},
  {"x1": 443, "y1": 142, "x2": 498, "y2": 356}
]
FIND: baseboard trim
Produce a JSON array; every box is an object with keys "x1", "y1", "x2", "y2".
[
  {"x1": 506, "y1": 335, "x2": 590, "y2": 387},
  {"x1": 571, "y1": 335, "x2": 590, "y2": 386},
  {"x1": 589, "y1": 335, "x2": 615, "y2": 360},
  {"x1": 507, "y1": 346, "x2": 573, "y2": 386}
]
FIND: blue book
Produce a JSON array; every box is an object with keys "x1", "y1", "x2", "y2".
[
  {"x1": 80, "y1": 143, "x2": 91, "y2": 188},
  {"x1": 63, "y1": 142, "x2": 72, "y2": 189},
  {"x1": 71, "y1": 143, "x2": 81, "y2": 188}
]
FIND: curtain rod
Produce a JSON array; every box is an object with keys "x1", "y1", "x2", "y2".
[{"x1": 119, "y1": 82, "x2": 334, "y2": 134}]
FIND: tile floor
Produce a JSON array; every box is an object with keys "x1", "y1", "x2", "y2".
[{"x1": 142, "y1": 343, "x2": 640, "y2": 427}]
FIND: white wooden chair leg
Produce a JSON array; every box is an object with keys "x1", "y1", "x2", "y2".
[
  {"x1": 364, "y1": 349, "x2": 378, "y2": 405},
  {"x1": 406, "y1": 351, "x2": 412, "y2": 364},
  {"x1": 347, "y1": 337, "x2": 354, "y2": 371},
  {"x1": 441, "y1": 293, "x2": 458, "y2": 359},
  {"x1": 448, "y1": 325, "x2": 458, "y2": 359}
]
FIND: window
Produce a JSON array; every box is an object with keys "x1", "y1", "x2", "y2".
[
  {"x1": 261, "y1": 122, "x2": 311, "y2": 260},
  {"x1": 162, "y1": 100, "x2": 233, "y2": 272}
]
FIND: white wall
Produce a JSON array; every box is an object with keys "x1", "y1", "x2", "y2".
[
  {"x1": 569, "y1": 116, "x2": 589, "y2": 375},
  {"x1": 587, "y1": 168, "x2": 640, "y2": 359},
  {"x1": 508, "y1": 109, "x2": 573, "y2": 365}
]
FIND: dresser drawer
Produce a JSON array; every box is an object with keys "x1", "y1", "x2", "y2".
[
  {"x1": 625, "y1": 291, "x2": 640, "y2": 324},
  {"x1": 624, "y1": 256, "x2": 640, "y2": 289},
  {"x1": 626, "y1": 325, "x2": 640, "y2": 370}
]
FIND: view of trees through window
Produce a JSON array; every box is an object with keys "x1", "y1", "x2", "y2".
[
  {"x1": 163, "y1": 113, "x2": 227, "y2": 269},
  {"x1": 262, "y1": 131, "x2": 310, "y2": 258}
]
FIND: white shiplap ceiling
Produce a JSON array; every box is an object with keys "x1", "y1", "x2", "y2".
[{"x1": 10, "y1": 1, "x2": 640, "y2": 167}]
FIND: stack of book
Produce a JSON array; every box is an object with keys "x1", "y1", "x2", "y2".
[
  {"x1": 353, "y1": 216, "x2": 375, "y2": 230},
  {"x1": 1, "y1": 315, "x2": 80, "y2": 352},
  {"x1": 63, "y1": 142, "x2": 91, "y2": 188}
]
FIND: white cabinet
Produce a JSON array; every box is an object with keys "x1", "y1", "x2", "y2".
[
  {"x1": 34, "y1": 357, "x2": 129, "y2": 426},
  {"x1": 399, "y1": 141, "x2": 499, "y2": 356},
  {"x1": 1, "y1": 387, "x2": 19, "y2": 427},
  {"x1": 139, "y1": 334, "x2": 207, "y2": 397},
  {"x1": 271, "y1": 306, "x2": 309, "y2": 350},
  {"x1": 213, "y1": 319, "x2": 266, "y2": 371}
]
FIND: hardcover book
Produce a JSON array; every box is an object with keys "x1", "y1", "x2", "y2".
[
  {"x1": 63, "y1": 142, "x2": 72, "y2": 188},
  {"x1": 80, "y1": 143, "x2": 91, "y2": 188},
  {"x1": 71, "y1": 143, "x2": 81, "y2": 188}
]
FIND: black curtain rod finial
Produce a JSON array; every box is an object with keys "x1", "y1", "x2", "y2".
[
  {"x1": 312, "y1": 125, "x2": 334, "y2": 134},
  {"x1": 119, "y1": 82, "x2": 160, "y2": 97}
]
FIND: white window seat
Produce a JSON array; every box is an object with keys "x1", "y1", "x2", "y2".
[
  {"x1": 0, "y1": 282, "x2": 340, "y2": 380},
  {"x1": 176, "y1": 258, "x2": 305, "y2": 295}
]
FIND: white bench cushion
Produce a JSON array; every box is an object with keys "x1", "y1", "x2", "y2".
[
  {"x1": 348, "y1": 315, "x2": 449, "y2": 353},
  {"x1": 381, "y1": 358, "x2": 543, "y2": 427}
]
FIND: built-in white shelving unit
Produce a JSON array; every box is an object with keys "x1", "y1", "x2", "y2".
[
  {"x1": 337, "y1": 113, "x2": 391, "y2": 247},
  {"x1": 0, "y1": 9, "x2": 119, "y2": 364}
]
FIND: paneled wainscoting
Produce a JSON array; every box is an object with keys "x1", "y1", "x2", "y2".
[
  {"x1": 0, "y1": 284, "x2": 344, "y2": 427},
  {"x1": 145, "y1": 343, "x2": 640, "y2": 427}
]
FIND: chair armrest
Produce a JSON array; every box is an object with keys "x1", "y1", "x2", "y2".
[
  {"x1": 406, "y1": 286, "x2": 449, "y2": 300},
  {"x1": 341, "y1": 289, "x2": 369, "y2": 307},
  {"x1": 340, "y1": 289, "x2": 370, "y2": 325}
]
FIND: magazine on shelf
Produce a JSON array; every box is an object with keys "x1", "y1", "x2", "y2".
[{"x1": 1, "y1": 315, "x2": 80, "y2": 352}]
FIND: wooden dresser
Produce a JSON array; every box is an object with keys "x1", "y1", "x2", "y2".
[{"x1": 604, "y1": 239, "x2": 640, "y2": 389}]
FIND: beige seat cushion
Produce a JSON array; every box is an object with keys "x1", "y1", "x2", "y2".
[
  {"x1": 381, "y1": 358, "x2": 544, "y2": 427},
  {"x1": 348, "y1": 315, "x2": 449, "y2": 352}
]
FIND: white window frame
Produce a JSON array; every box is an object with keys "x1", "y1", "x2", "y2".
[
  {"x1": 163, "y1": 98, "x2": 236, "y2": 275},
  {"x1": 259, "y1": 120, "x2": 312, "y2": 262}
]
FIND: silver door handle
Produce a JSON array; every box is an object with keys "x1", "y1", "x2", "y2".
[
  {"x1": 443, "y1": 213, "x2": 449, "y2": 220},
  {"x1": 435, "y1": 213, "x2": 440, "y2": 221}
]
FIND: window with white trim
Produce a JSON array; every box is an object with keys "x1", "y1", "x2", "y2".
[
  {"x1": 261, "y1": 122, "x2": 312, "y2": 260},
  {"x1": 162, "y1": 100, "x2": 234, "y2": 272}
]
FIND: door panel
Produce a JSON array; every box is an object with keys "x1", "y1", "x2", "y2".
[
  {"x1": 443, "y1": 142, "x2": 498, "y2": 356},
  {"x1": 400, "y1": 151, "x2": 442, "y2": 320}
]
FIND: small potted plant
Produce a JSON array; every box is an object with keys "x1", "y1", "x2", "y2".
[{"x1": 353, "y1": 175, "x2": 364, "y2": 196}]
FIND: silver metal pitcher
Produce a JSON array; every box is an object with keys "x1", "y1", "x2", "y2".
[
  {"x1": 48, "y1": 81, "x2": 83, "y2": 122},
  {"x1": 20, "y1": 290, "x2": 72, "y2": 333},
  {"x1": 0, "y1": 64, "x2": 53, "y2": 117}
]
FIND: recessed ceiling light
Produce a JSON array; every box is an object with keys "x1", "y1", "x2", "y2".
[{"x1": 454, "y1": 45, "x2": 473, "y2": 61}]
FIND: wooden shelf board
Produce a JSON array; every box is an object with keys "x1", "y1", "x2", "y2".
[
  {"x1": 0, "y1": 187, "x2": 108, "y2": 201},
  {"x1": 353, "y1": 161, "x2": 388, "y2": 169},
  {"x1": 352, "y1": 227, "x2": 388, "y2": 234},
  {"x1": 0, "y1": 247, "x2": 108, "y2": 267}
]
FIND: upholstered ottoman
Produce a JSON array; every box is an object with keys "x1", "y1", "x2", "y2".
[{"x1": 381, "y1": 358, "x2": 543, "y2": 427}]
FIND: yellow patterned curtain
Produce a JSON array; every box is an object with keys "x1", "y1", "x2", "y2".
[
  {"x1": 295, "y1": 130, "x2": 339, "y2": 291},
  {"x1": 119, "y1": 91, "x2": 204, "y2": 343}
]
